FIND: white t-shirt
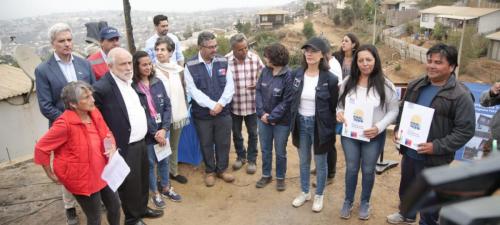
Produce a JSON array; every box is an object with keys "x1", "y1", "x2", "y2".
[
  {"x1": 329, "y1": 57, "x2": 342, "y2": 84},
  {"x1": 299, "y1": 74, "x2": 319, "y2": 116}
]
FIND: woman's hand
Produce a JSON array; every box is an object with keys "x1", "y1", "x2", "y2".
[
  {"x1": 261, "y1": 113, "x2": 270, "y2": 124},
  {"x1": 336, "y1": 112, "x2": 345, "y2": 124},
  {"x1": 363, "y1": 126, "x2": 379, "y2": 139},
  {"x1": 155, "y1": 129, "x2": 167, "y2": 147},
  {"x1": 42, "y1": 165, "x2": 60, "y2": 184}
]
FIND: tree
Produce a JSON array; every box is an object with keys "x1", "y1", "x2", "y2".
[
  {"x1": 122, "y1": 0, "x2": 136, "y2": 53},
  {"x1": 305, "y1": 1, "x2": 316, "y2": 13},
  {"x1": 235, "y1": 21, "x2": 251, "y2": 35},
  {"x1": 216, "y1": 35, "x2": 230, "y2": 55},
  {"x1": 341, "y1": 7, "x2": 355, "y2": 26},
  {"x1": 183, "y1": 45, "x2": 198, "y2": 60},
  {"x1": 303, "y1": 20, "x2": 316, "y2": 39}
]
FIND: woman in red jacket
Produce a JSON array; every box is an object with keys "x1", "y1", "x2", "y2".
[{"x1": 34, "y1": 81, "x2": 120, "y2": 225}]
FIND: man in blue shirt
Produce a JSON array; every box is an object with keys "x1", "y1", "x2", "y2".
[
  {"x1": 184, "y1": 31, "x2": 235, "y2": 187},
  {"x1": 387, "y1": 43, "x2": 475, "y2": 225},
  {"x1": 145, "y1": 14, "x2": 184, "y2": 65}
]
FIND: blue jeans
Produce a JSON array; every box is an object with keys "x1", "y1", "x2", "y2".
[
  {"x1": 147, "y1": 144, "x2": 169, "y2": 192},
  {"x1": 298, "y1": 115, "x2": 328, "y2": 195},
  {"x1": 341, "y1": 131, "x2": 386, "y2": 203},
  {"x1": 232, "y1": 113, "x2": 258, "y2": 163},
  {"x1": 258, "y1": 120, "x2": 289, "y2": 179}
]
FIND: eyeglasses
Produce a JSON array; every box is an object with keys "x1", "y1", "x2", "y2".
[{"x1": 202, "y1": 45, "x2": 218, "y2": 50}]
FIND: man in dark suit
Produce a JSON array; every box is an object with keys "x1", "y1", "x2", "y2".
[
  {"x1": 34, "y1": 22, "x2": 95, "y2": 225},
  {"x1": 93, "y1": 47, "x2": 163, "y2": 225}
]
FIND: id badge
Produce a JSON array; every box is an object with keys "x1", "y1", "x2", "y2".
[{"x1": 155, "y1": 113, "x2": 162, "y2": 123}]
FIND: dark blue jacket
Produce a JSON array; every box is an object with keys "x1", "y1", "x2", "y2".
[
  {"x1": 255, "y1": 66, "x2": 294, "y2": 126},
  {"x1": 290, "y1": 68, "x2": 339, "y2": 154},
  {"x1": 186, "y1": 55, "x2": 230, "y2": 119},
  {"x1": 133, "y1": 77, "x2": 172, "y2": 145},
  {"x1": 35, "y1": 54, "x2": 96, "y2": 126}
]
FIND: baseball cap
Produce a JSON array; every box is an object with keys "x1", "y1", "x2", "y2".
[
  {"x1": 301, "y1": 37, "x2": 330, "y2": 54},
  {"x1": 99, "y1": 27, "x2": 120, "y2": 40}
]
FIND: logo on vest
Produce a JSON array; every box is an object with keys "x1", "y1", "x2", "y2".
[{"x1": 218, "y1": 68, "x2": 227, "y2": 76}]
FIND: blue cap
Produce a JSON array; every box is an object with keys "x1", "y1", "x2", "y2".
[{"x1": 99, "y1": 27, "x2": 120, "y2": 40}]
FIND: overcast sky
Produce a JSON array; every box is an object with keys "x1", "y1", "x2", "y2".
[{"x1": 0, "y1": 0, "x2": 295, "y2": 20}]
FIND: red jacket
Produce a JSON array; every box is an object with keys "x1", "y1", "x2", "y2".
[
  {"x1": 34, "y1": 108, "x2": 111, "y2": 196},
  {"x1": 87, "y1": 51, "x2": 109, "y2": 80}
]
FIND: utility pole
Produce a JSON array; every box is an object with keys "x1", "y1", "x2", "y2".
[
  {"x1": 372, "y1": 0, "x2": 378, "y2": 45},
  {"x1": 456, "y1": 19, "x2": 466, "y2": 78}
]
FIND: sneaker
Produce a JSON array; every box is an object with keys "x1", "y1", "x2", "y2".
[
  {"x1": 232, "y1": 159, "x2": 246, "y2": 170},
  {"x1": 217, "y1": 172, "x2": 235, "y2": 183},
  {"x1": 161, "y1": 187, "x2": 182, "y2": 202},
  {"x1": 246, "y1": 162, "x2": 257, "y2": 174},
  {"x1": 340, "y1": 201, "x2": 353, "y2": 219},
  {"x1": 151, "y1": 194, "x2": 166, "y2": 209},
  {"x1": 312, "y1": 195, "x2": 324, "y2": 212},
  {"x1": 312, "y1": 177, "x2": 333, "y2": 188},
  {"x1": 255, "y1": 176, "x2": 272, "y2": 188},
  {"x1": 170, "y1": 174, "x2": 188, "y2": 184},
  {"x1": 276, "y1": 178, "x2": 286, "y2": 191},
  {"x1": 359, "y1": 201, "x2": 371, "y2": 220},
  {"x1": 387, "y1": 212, "x2": 416, "y2": 224},
  {"x1": 292, "y1": 192, "x2": 311, "y2": 208},
  {"x1": 205, "y1": 173, "x2": 216, "y2": 187},
  {"x1": 66, "y1": 208, "x2": 79, "y2": 225}
]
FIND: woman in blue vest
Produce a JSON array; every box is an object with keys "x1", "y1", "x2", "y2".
[
  {"x1": 255, "y1": 43, "x2": 293, "y2": 191},
  {"x1": 337, "y1": 44, "x2": 399, "y2": 220},
  {"x1": 132, "y1": 51, "x2": 181, "y2": 209},
  {"x1": 289, "y1": 37, "x2": 339, "y2": 213}
]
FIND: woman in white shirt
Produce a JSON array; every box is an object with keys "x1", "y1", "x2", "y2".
[
  {"x1": 336, "y1": 44, "x2": 399, "y2": 220},
  {"x1": 153, "y1": 36, "x2": 190, "y2": 198},
  {"x1": 289, "y1": 37, "x2": 339, "y2": 213}
]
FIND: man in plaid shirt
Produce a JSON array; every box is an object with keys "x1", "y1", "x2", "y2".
[{"x1": 226, "y1": 33, "x2": 264, "y2": 174}]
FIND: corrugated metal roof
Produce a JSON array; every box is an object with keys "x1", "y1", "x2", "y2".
[
  {"x1": 420, "y1": 6, "x2": 500, "y2": 18},
  {"x1": 0, "y1": 65, "x2": 33, "y2": 100},
  {"x1": 257, "y1": 9, "x2": 289, "y2": 15},
  {"x1": 486, "y1": 31, "x2": 500, "y2": 41}
]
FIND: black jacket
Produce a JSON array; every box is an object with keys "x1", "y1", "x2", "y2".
[
  {"x1": 290, "y1": 68, "x2": 339, "y2": 154},
  {"x1": 395, "y1": 75, "x2": 475, "y2": 167},
  {"x1": 93, "y1": 72, "x2": 149, "y2": 156}
]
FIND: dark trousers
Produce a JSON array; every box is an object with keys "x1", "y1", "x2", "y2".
[
  {"x1": 118, "y1": 140, "x2": 149, "y2": 225},
  {"x1": 399, "y1": 154, "x2": 424, "y2": 220},
  {"x1": 74, "y1": 186, "x2": 121, "y2": 225},
  {"x1": 231, "y1": 113, "x2": 258, "y2": 163},
  {"x1": 194, "y1": 115, "x2": 232, "y2": 174}
]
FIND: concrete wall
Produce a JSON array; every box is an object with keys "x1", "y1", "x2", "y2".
[
  {"x1": 383, "y1": 36, "x2": 429, "y2": 63},
  {"x1": 488, "y1": 40, "x2": 500, "y2": 61},
  {"x1": 478, "y1": 11, "x2": 500, "y2": 34},
  {"x1": 0, "y1": 93, "x2": 48, "y2": 163}
]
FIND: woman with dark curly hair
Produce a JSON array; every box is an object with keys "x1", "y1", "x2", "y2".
[
  {"x1": 333, "y1": 33, "x2": 360, "y2": 79},
  {"x1": 255, "y1": 43, "x2": 294, "y2": 191},
  {"x1": 289, "y1": 37, "x2": 339, "y2": 213}
]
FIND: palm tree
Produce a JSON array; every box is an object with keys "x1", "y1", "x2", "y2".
[{"x1": 123, "y1": 0, "x2": 136, "y2": 53}]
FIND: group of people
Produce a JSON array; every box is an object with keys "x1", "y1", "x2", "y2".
[{"x1": 32, "y1": 13, "x2": 480, "y2": 225}]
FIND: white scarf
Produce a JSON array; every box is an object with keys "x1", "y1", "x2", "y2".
[{"x1": 155, "y1": 62, "x2": 190, "y2": 129}]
